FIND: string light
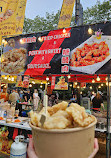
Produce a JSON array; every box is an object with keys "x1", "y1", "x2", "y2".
[
  {"x1": 2, "y1": 39, "x2": 7, "y2": 45},
  {"x1": 106, "y1": 77, "x2": 108, "y2": 81},
  {"x1": 48, "y1": 82, "x2": 50, "y2": 85},
  {"x1": 92, "y1": 91, "x2": 95, "y2": 94},
  {"x1": 98, "y1": 86, "x2": 101, "y2": 89},
  {"x1": 96, "y1": 76, "x2": 100, "y2": 81},
  {"x1": 29, "y1": 84, "x2": 32, "y2": 87},
  {"x1": 90, "y1": 86, "x2": 92, "y2": 90},
  {"x1": 38, "y1": 37, "x2": 43, "y2": 42},
  {"x1": 20, "y1": 39, "x2": 24, "y2": 44},
  {"x1": 11, "y1": 77, "x2": 14, "y2": 81},
  {"x1": 8, "y1": 77, "x2": 11, "y2": 81},
  {"x1": 40, "y1": 85, "x2": 43, "y2": 88},
  {"x1": 70, "y1": 84, "x2": 72, "y2": 87},
  {"x1": 101, "y1": 83, "x2": 103, "y2": 86},
  {"x1": 32, "y1": 81, "x2": 35, "y2": 84},
  {"x1": 75, "y1": 82, "x2": 78, "y2": 85},
  {"x1": 80, "y1": 91, "x2": 82, "y2": 94},
  {"x1": 46, "y1": 76, "x2": 49, "y2": 81},
  {"x1": 77, "y1": 86, "x2": 80, "y2": 89},
  {"x1": 83, "y1": 86, "x2": 86, "y2": 88},
  {"x1": 68, "y1": 75, "x2": 71, "y2": 79},
  {"x1": 4, "y1": 76, "x2": 7, "y2": 80},
  {"x1": 92, "y1": 79, "x2": 95, "y2": 83},
  {"x1": 41, "y1": 81, "x2": 43, "y2": 84},
  {"x1": 63, "y1": 28, "x2": 66, "y2": 33},
  {"x1": 106, "y1": 82, "x2": 108, "y2": 86},
  {"x1": 88, "y1": 27, "x2": 93, "y2": 34}
]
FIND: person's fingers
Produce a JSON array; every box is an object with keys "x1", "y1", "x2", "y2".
[
  {"x1": 88, "y1": 138, "x2": 99, "y2": 158},
  {"x1": 27, "y1": 138, "x2": 38, "y2": 158}
]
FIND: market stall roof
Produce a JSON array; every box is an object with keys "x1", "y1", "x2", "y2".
[{"x1": 31, "y1": 74, "x2": 108, "y2": 83}]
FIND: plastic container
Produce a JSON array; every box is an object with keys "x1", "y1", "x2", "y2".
[{"x1": 30, "y1": 115, "x2": 97, "y2": 158}]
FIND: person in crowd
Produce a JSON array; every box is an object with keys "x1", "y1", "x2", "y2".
[
  {"x1": 9, "y1": 88, "x2": 20, "y2": 107},
  {"x1": 33, "y1": 89, "x2": 39, "y2": 110},
  {"x1": 27, "y1": 138, "x2": 99, "y2": 158},
  {"x1": 24, "y1": 89, "x2": 32, "y2": 102},
  {"x1": 91, "y1": 92, "x2": 96, "y2": 101},
  {"x1": 19, "y1": 89, "x2": 24, "y2": 101},
  {"x1": 69, "y1": 94, "x2": 77, "y2": 106},
  {"x1": 55, "y1": 91, "x2": 59, "y2": 102},
  {"x1": 0, "y1": 87, "x2": 9, "y2": 101},
  {"x1": 48, "y1": 93, "x2": 58, "y2": 107},
  {"x1": 92, "y1": 92, "x2": 104, "y2": 111}
]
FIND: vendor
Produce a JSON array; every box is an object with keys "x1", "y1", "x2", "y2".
[
  {"x1": 9, "y1": 88, "x2": 20, "y2": 107},
  {"x1": 0, "y1": 87, "x2": 9, "y2": 101},
  {"x1": 92, "y1": 92, "x2": 104, "y2": 111}
]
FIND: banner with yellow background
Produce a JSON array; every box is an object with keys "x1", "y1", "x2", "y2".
[
  {"x1": 58, "y1": 0, "x2": 75, "y2": 29},
  {"x1": 0, "y1": 0, "x2": 27, "y2": 45}
]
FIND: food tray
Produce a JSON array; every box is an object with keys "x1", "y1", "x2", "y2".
[{"x1": 70, "y1": 35, "x2": 111, "y2": 74}]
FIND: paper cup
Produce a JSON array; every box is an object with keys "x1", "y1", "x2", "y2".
[{"x1": 30, "y1": 116, "x2": 97, "y2": 158}]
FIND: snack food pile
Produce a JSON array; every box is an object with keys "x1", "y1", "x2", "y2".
[
  {"x1": 30, "y1": 101, "x2": 95, "y2": 129},
  {"x1": 70, "y1": 42, "x2": 109, "y2": 67},
  {"x1": 2, "y1": 48, "x2": 26, "y2": 74}
]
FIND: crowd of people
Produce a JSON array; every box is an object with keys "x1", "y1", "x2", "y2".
[{"x1": 0, "y1": 87, "x2": 60, "y2": 111}]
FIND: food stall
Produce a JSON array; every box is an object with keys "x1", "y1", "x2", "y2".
[{"x1": 1, "y1": 21, "x2": 111, "y2": 157}]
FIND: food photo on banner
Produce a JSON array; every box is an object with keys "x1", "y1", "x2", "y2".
[
  {"x1": 54, "y1": 76, "x2": 68, "y2": 90},
  {"x1": 1, "y1": 21, "x2": 111, "y2": 75},
  {"x1": 16, "y1": 75, "x2": 29, "y2": 88}
]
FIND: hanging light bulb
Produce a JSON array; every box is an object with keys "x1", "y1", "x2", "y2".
[
  {"x1": 32, "y1": 81, "x2": 35, "y2": 84},
  {"x1": 4, "y1": 76, "x2": 7, "y2": 80},
  {"x1": 20, "y1": 38, "x2": 24, "y2": 44},
  {"x1": 41, "y1": 81, "x2": 43, "y2": 84},
  {"x1": 75, "y1": 82, "x2": 77, "y2": 85},
  {"x1": 8, "y1": 76, "x2": 11, "y2": 81},
  {"x1": 92, "y1": 91, "x2": 95, "y2": 94},
  {"x1": 40, "y1": 85, "x2": 43, "y2": 88},
  {"x1": 68, "y1": 75, "x2": 71, "y2": 79},
  {"x1": 96, "y1": 75, "x2": 100, "y2": 81},
  {"x1": 80, "y1": 91, "x2": 82, "y2": 94},
  {"x1": 92, "y1": 79, "x2": 95, "y2": 83},
  {"x1": 88, "y1": 27, "x2": 93, "y2": 34},
  {"x1": 2, "y1": 39, "x2": 7, "y2": 45},
  {"x1": 46, "y1": 76, "x2": 49, "y2": 81},
  {"x1": 90, "y1": 86, "x2": 92, "y2": 90},
  {"x1": 70, "y1": 84, "x2": 72, "y2": 87},
  {"x1": 63, "y1": 28, "x2": 66, "y2": 33},
  {"x1": 101, "y1": 83, "x2": 103, "y2": 86},
  {"x1": 98, "y1": 86, "x2": 101, "y2": 89},
  {"x1": 48, "y1": 82, "x2": 50, "y2": 85},
  {"x1": 11, "y1": 77, "x2": 14, "y2": 81},
  {"x1": 77, "y1": 86, "x2": 80, "y2": 89},
  {"x1": 29, "y1": 84, "x2": 32, "y2": 87},
  {"x1": 106, "y1": 82, "x2": 108, "y2": 86},
  {"x1": 83, "y1": 86, "x2": 86, "y2": 88},
  {"x1": 38, "y1": 37, "x2": 43, "y2": 42},
  {"x1": 106, "y1": 77, "x2": 108, "y2": 81}
]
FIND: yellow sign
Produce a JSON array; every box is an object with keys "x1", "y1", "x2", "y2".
[
  {"x1": 58, "y1": 0, "x2": 75, "y2": 29},
  {"x1": 0, "y1": 0, "x2": 27, "y2": 45}
]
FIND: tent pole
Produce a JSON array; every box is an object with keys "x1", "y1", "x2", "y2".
[{"x1": 106, "y1": 74, "x2": 110, "y2": 158}]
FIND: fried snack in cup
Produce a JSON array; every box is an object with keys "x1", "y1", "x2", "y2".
[{"x1": 47, "y1": 101, "x2": 68, "y2": 115}]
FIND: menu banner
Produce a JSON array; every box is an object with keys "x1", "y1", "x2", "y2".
[
  {"x1": 0, "y1": 0, "x2": 27, "y2": 45},
  {"x1": 58, "y1": 0, "x2": 75, "y2": 28},
  {"x1": 1, "y1": 22, "x2": 111, "y2": 75}
]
